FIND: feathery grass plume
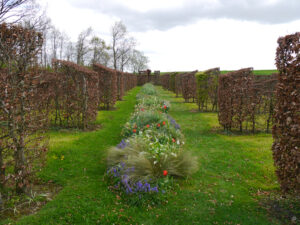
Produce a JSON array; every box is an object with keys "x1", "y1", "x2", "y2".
[
  {"x1": 107, "y1": 137, "x2": 155, "y2": 182},
  {"x1": 108, "y1": 135, "x2": 198, "y2": 182},
  {"x1": 163, "y1": 150, "x2": 198, "y2": 178}
]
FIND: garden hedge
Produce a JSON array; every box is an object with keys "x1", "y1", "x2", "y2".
[{"x1": 272, "y1": 32, "x2": 300, "y2": 194}]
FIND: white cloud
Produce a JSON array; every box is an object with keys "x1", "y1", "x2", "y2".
[
  {"x1": 113, "y1": 0, "x2": 185, "y2": 12},
  {"x1": 66, "y1": 0, "x2": 300, "y2": 31},
  {"x1": 134, "y1": 19, "x2": 300, "y2": 71},
  {"x1": 39, "y1": 0, "x2": 300, "y2": 71},
  {"x1": 40, "y1": 0, "x2": 114, "y2": 42}
]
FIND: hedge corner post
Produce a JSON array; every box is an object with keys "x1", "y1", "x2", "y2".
[{"x1": 272, "y1": 32, "x2": 300, "y2": 194}]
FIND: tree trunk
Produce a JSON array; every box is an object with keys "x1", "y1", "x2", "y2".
[
  {"x1": 15, "y1": 77, "x2": 26, "y2": 194},
  {"x1": 0, "y1": 148, "x2": 5, "y2": 189},
  {"x1": 266, "y1": 98, "x2": 273, "y2": 133},
  {"x1": 15, "y1": 144, "x2": 26, "y2": 194},
  {"x1": 82, "y1": 75, "x2": 88, "y2": 130},
  {"x1": 252, "y1": 112, "x2": 256, "y2": 134}
]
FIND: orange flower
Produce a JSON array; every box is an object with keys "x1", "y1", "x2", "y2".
[
  {"x1": 163, "y1": 170, "x2": 168, "y2": 176},
  {"x1": 157, "y1": 123, "x2": 161, "y2": 128},
  {"x1": 162, "y1": 121, "x2": 166, "y2": 125},
  {"x1": 133, "y1": 129, "x2": 136, "y2": 133},
  {"x1": 146, "y1": 124, "x2": 150, "y2": 128}
]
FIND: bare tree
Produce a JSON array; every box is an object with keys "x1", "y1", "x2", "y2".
[
  {"x1": 76, "y1": 27, "x2": 92, "y2": 65},
  {"x1": 65, "y1": 41, "x2": 75, "y2": 62},
  {"x1": 19, "y1": 2, "x2": 52, "y2": 67},
  {"x1": 111, "y1": 21, "x2": 126, "y2": 70},
  {"x1": 0, "y1": 0, "x2": 31, "y2": 24},
  {"x1": 59, "y1": 31, "x2": 68, "y2": 60},
  {"x1": 119, "y1": 37, "x2": 136, "y2": 71},
  {"x1": 90, "y1": 36, "x2": 110, "y2": 66},
  {"x1": 38, "y1": 18, "x2": 52, "y2": 67},
  {"x1": 50, "y1": 26, "x2": 61, "y2": 60},
  {"x1": 130, "y1": 50, "x2": 149, "y2": 73},
  {"x1": 41, "y1": 25, "x2": 50, "y2": 67},
  {"x1": 111, "y1": 21, "x2": 137, "y2": 71},
  {"x1": 20, "y1": 0, "x2": 50, "y2": 31}
]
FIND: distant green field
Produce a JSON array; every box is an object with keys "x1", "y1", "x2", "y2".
[
  {"x1": 221, "y1": 70, "x2": 278, "y2": 75},
  {"x1": 155, "y1": 70, "x2": 278, "y2": 76}
]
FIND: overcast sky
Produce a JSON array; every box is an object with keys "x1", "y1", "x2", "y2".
[{"x1": 40, "y1": 0, "x2": 300, "y2": 71}]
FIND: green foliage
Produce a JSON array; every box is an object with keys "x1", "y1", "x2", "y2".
[
  {"x1": 139, "y1": 83, "x2": 157, "y2": 95},
  {"x1": 121, "y1": 110, "x2": 164, "y2": 137},
  {"x1": 195, "y1": 72, "x2": 209, "y2": 111},
  {"x1": 136, "y1": 95, "x2": 160, "y2": 107}
]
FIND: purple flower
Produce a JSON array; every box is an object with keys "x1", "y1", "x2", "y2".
[
  {"x1": 126, "y1": 187, "x2": 133, "y2": 193},
  {"x1": 135, "y1": 181, "x2": 143, "y2": 191},
  {"x1": 150, "y1": 186, "x2": 159, "y2": 193},
  {"x1": 117, "y1": 139, "x2": 127, "y2": 149},
  {"x1": 167, "y1": 115, "x2": 181, "y2": 130}
]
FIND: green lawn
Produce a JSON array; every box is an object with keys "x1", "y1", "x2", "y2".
[
  {"x1": 2, "y1": 85, "x2": 281, "y2": 225},
  {"x1": 157, "y1": 69, "x2": 278, "y2": 75},
  {"x1": 221, "y1": 70, "x2": 278, "y2": 75}
]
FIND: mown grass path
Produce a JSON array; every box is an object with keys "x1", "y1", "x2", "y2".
[
  {"x1": 3, "y1": 87, "x2": 141, "y2": 225},
  {"x1": 4, "y1": 86, "x2": 280, "y2": 225},
  {"x1": 151, "y1": 87, "x2": 279, "y2": 225}
]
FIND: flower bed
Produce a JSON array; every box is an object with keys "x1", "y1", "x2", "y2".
[{"x1": 106, "y1": 84, "x2": 198, "y2": 205}]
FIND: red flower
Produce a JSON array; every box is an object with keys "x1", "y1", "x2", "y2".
[
  {"x1": 163, "y1": 170, "x2": 168, "y2": 176},
  {"x1": 133, "y1": 129, "x2": 136, "y2": 133},
  {"x1": 157, "y1": 123, "x2": 160, "y2": 128},
  {"x1": 163, "y1": 105, "x2": 167, "y2": 109},
  {"x1": 162, "y1": 121, "x2": 166, "y2": 125},
  {"x1": 172, "y1": 138, "x2": 176, "y2": 143},
  {"x1": 141, "y1": 108, "x2": 144, "y2": 111},
  {"x1": 146, "y1": 124, "x2": 150, "y2": 128}
]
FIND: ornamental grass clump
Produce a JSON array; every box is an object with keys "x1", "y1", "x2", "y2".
[
  {"x1": 106, "y1": 83, "x2": 198, "y2": 205},
  {"x1": 138, "y1": 83, "x2": 157, "y2": 96}
]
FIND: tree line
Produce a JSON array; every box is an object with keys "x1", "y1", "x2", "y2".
[{"x1": 0, "y1": 0, "x2": 149, "y2": 73}]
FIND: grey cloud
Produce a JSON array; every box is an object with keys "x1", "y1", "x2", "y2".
[{"x1": 69, "y1": 0, "x2": 300, "y2": 31}]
